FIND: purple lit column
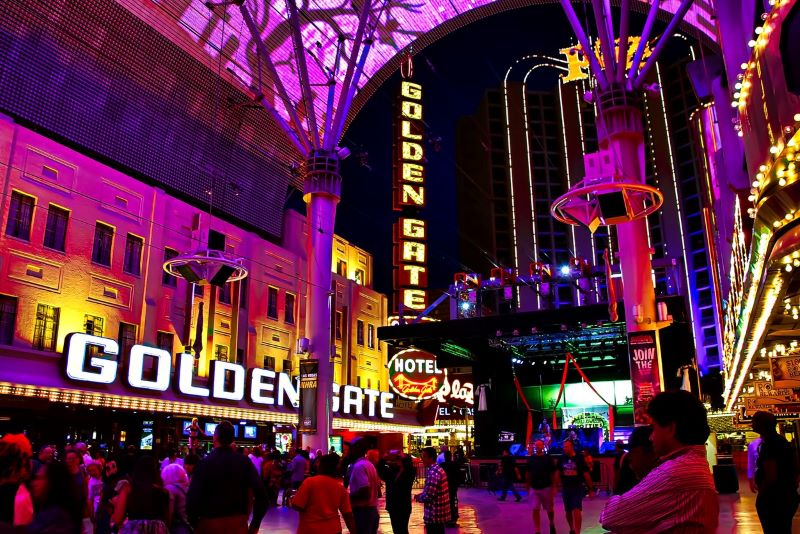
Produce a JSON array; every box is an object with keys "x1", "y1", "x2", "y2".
[
  {"x1": 596, "y1": 88, "x2": 658, "y2": 332},
  {"x1": 303, "y1": 152, "x2": 341, "y2": 451}
]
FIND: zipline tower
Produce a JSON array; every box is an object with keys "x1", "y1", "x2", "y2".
[
  {"x1": 552, "y1": 0, "x2": 695, "y2": 418},
  {"x1": 188, "y1": 0, "x2": 383, "y2": 451}
]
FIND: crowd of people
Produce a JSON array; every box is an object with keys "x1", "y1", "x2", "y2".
[{"x1": 0, "y1": 420, "x2": 460, "y2": 534}]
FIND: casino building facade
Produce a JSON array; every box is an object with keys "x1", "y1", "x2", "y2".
[{"x1": 0, "y1": 119, "x2": 420, "y2": 452}]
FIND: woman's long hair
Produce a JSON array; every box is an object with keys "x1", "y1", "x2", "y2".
[{"x1": 38, "y1": 461, "x2": 82, "y2": 528}]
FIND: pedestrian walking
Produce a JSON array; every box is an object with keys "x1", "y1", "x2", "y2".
[
  {"x1": 162, "y1": 463, "x2": 191, "y2": 534},
  {"x1": 497, "y1": 448, "x2": 522, "y2": 502},
  {"x1": 112, "y1": 456, "x2": 170, "y2": 534},
  {"x1": 526, "y1": 439, "x2": 556, "y2": 534},
  {"x1": 348, "y1": 439, "x2": 380, "y2": 534},
  {"x1": 0, "y1": 435, "x2": 33, "y2": 530},
  {"x1": 752, "y1": 410, "x2": 799, "y2": 533},
  {"x1": 186, "y1": 421, "x2": 267, "y2": 534},
  {"x1": 28, "y1": 460, "x2": 82, "y2": 534},
  {"x1": 441, "y1": 451, "x2": 461, "y2": 526},
  {"x1": 613, "y1": 426, "x2": 657, "y2": 495},
  {"x1": 379, "y1": 453, "x2": 415, "y2": 534},
  {"x1": 292, "y1": 453, "x2": 356, "y2": 534},
  {"x1": 555, "y1": 439, "x2": 594, "y2": 534},
  {"x1": 288, "y1": 449, "x2": 308, "y2": 490},
  {"x1": 414, "y1": 446, "x2": 451, "y2": 534}
]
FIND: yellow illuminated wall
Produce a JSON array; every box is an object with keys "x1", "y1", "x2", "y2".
[{"x1": 0, "y1": 120, "x2": 390, "y2": 395}]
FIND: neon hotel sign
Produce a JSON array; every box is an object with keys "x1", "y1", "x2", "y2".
[{"x1": 63, "y1": 333, "x2": 395, "y2": 419}]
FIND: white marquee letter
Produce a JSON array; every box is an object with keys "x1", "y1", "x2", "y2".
[
  {"x1": 65, "y1": 333, "x2": 118, "y2": 384},
  {"x1": 211, "y1": 361, "x2": 246, "y2": 401},
  {"x1": 250, "y1": 368, "x2": 276, "y2": 405},
  {"x1": 177, "y1": 353, "x2": 209, "y2": 397},
  {"x1": 127, "y1": 345, "x2": 171, "y2": 391}
]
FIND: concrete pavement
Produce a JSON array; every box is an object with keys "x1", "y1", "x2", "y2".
[{"x1": 259, "y1": 483, "x2": 780, "y2": 533}]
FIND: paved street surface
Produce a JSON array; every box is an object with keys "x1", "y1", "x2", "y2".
[{"x1": 259, "y1": 483, "x2": 790, "y2": 533}]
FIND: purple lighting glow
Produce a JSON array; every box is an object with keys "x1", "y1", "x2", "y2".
[{"x1": 119, "y1": 0, "x2": 716, "y2": 147}]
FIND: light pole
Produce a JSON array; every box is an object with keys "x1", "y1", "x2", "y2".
[
  {"x1": 552, "y1": 0, "x2": 696, "y2": 419},
  {"x1": 232, "y1": 0, "x2": 378, "y2": 451}
]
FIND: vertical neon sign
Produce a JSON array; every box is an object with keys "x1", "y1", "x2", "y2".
[{"x1": 393, "y1": 55, "x2": 428, "y2": 313}]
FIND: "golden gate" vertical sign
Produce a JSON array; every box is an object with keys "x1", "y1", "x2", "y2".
[{"x1": 393, "y1": 64, "x2": 428, "y2": 314}]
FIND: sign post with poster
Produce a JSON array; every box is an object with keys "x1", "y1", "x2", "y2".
[
  {"x1": 628, "y1": 331, "x2": 662, "y2": 424},
  {"x1": 299, "y1": 359, "x2": 319, "y2": 433},
  {"x1": 769, "y1": 354, "x2": 800, "y2": 389}
]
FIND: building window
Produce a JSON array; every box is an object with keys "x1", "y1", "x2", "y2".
[
  {"x1": 156, "y1": 331, "x2": 174, "y2": 354},
  {"x1": 0, "y1": 296, "x2": 17, "y2": 345},
  {"x1": 194, "y1": 284, "x2": 203, "y2": 297},
  {"x1": 284, "y1": 293, "x2": 296, "y2": 324},
  {"x1": 357, "y1": 320, "x2": 364, "y2": 346},
  {"x1": 32, "y1": 304, "x2": 59, "y2": 352},
  {"x1": 264, "y1": 356, "x2": 276, "y2": 370},
  {"x1": 214, "y1": 344, "x2": 229, "y2": 362},
  {"x1": 267, "y1": 287, "x2": 279, "y2": 319},
  {"x1": 118, "y1": 323, "x2": 137, "y2": 362},
  {"x1": 335, "y1": 311, "x2": 343, "y2": 340},
  {"x1": 162, "y1": 248, "x2": 178, "y2": 287},
  {"x1": 336, "y1": 260, "x2": 347, "y2": 277},
  {"x1": 218, "y1": 283, "x2": 232, "y2": 305},
  {"x1": 43, "y1": 205, "x2": 69, "y2": 252},
  {"x1": 367, "y1": 324, "x2": 375, "y2": 349},
  {"x1": 282, "y1": 359, "x2": 293, "y2": 373},
  {"x1": 84, "y1": 314, "x2": 104, "y2": 337},
  {"x1": 5, "y1": 191, "x2": 35, "y2": 241},
  {"x1": 123, "y1": 234, "x2": 144, "y2": 275},
  {"x1": 91, "y1": 223, "x2": 114, "y2": 267},
  {"x1": 354, "y1": 269, "x2": 365, "y2": 285}
]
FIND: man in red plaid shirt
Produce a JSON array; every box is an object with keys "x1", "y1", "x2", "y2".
[{"x1": 415, "y1": 446, "x2": 451, "y2": 534}]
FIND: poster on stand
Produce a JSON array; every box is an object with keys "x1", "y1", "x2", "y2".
[
  {"x1": 298, "y1": 359, "x2": 319, "y2": 433},
  {"x1": 628, "y1": 331, "x2": 660, "y2": 424}
]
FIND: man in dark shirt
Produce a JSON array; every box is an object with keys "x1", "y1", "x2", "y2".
[
  {"x1": 497, "y1": 448, "x2": 522, "y2": 502},
  {"x1": 614, "y1": 426, "x2": 657, "y2": 495},
  {"x1": 187, "y1": 421, "x2": 267, "y2": 534},
  {"x1": 526, "y1": 439, "x2": 556, "y2": 534},
  {"x1": 555, "y1": 439, "x2": 594, "y2": 534},
  {"x1": 752, "y1": 410, "x2": 799, "y2": 534}
]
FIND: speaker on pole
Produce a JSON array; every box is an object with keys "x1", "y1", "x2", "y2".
[
  {"x1": 174, "y1": 264, "x2": 203, "y2": 284},
  {"x1": 209, "y1": 264, "x2": 237, "y2": 287}
]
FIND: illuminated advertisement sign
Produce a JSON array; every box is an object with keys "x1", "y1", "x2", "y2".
[
  {"x1": 769, "y1": 354, "x2": 800, "y2": 389},
  {"x1": 298, "y1": 359, "x2": 319, "y2": 433},
  {"x1": 628, "y1": 331, "x2": 662, "y2": 425},
  {"x1": 63, "y1": 333, "x2": 395, "y2": 419},
  {"x1": 559, "y1": 36, "x2": 652, "y2": 83},
  {"x1": 388, "y1": 348, "x2": 444, "y2": 401},
  {"x1": 393, "y1": 67, "x2": 428, "y2": 312},
  {"x1": 387, "y1": 348, "x2": 474, "y2": 406}
]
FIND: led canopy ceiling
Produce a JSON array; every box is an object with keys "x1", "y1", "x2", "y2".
[{"x1": 119, "y1": 0, "x2": 716, "y2": 157}]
